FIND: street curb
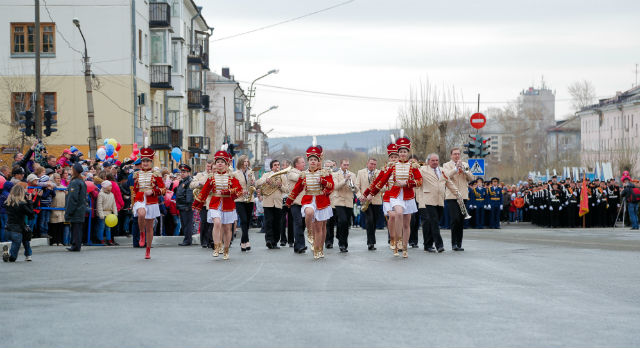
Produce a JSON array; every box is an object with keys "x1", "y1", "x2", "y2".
[{"x1": 1, "y1": 235, "x2": 202, "y2": 249}]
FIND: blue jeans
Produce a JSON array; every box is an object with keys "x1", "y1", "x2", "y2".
[
  {"x1": 172, "y1": 215, "x2": 181, "y2": 236},
  {"x1": 509, "y1": 211, "x2": 515, "y2": 222},
  {"x1": 9, "y1": 231, "x2": 32, "y2": 260},
  {"x1": 96, "y1": 218, "x2": 111, "y2": 241},
  {"x1": 517, "y1": 209, "x2": 523, "y2": 222},
  {"x1": 0, "y1": 213, "x2": 7, "y2": 242},
  {"x1": 63, "y1": 224, "x2": 70, "y2": 245},
  {"x1": 628, "y1": 202, "x2": 639, "y2": 229},
  {"x1": 38, "y1": 209, "x2": 51, "y2": 236},
  {"x1": 120, "y1": 213, "x2": 130, "y2": 235},
  {"x1": 27, "y1": 216, "x2": 37, "y2": 233}
]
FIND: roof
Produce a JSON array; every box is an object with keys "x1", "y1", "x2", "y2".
[
  {"x1": 189, "y1": 0, "x2": 212, "y2": 31},
  {"x1": 579, "y1": 85, "x2": 640, "y2": 113}
]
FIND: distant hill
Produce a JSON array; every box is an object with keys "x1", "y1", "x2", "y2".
[{"x1": 267, "y1": 129, "x2": 399, "y2": 152}]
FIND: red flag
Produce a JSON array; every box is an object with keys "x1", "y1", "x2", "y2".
[{"x1": 579, "y1": 174, "x2": 589, "y2": 217}]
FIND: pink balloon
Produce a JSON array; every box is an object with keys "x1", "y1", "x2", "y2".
[
  {"x1": 133, "y1": 143, "x2": 138, "y2": 150},
  {"x1": 129, "y1": 153, "x2": 136, "y2": 160},
  {"x1": 164, "y1": 191, "x2": 173, "y2": 203},
  {"x1": 115, "y1": 161, "x2": 121, "y2": 166},
  {"x1": 173, "y1": 180, "x2": 179, "y2": 188},
  {"x1": 0, "y1": 175, "x2": 5, "y2": 189},
  {"x1": 99, "y1": 146, "x2": 105, "y2": 150},
  {"x1": 85, "y1": 181, "x2": 96, "y2": 193}
]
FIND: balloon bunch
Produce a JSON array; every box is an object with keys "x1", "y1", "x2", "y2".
[
  {"x1": 129, "y1": 142, "x2": 140, "y2": 161},
  {"x1": 97, "y1": 138, "x2": 122, "y2": 162}
]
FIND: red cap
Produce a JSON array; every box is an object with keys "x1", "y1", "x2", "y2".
[
  {"x1": 140, "y1": 147, "x2": 155, "y2": 160},
  {"x1": 386, "y1": 143, "x2": 398, "y2": 156},
  {"x1": 396, "y1": 137, "x2": 411, "y2": 151},
  {"x1": 63, "y1": 149, "x2": 72, "y2": 155},
  {"x1": 214, "y1": 150, "x2": 231, "y2": 164},
  {"x1": 306, "y1": 146, "x2": 323, "y2": 160}
]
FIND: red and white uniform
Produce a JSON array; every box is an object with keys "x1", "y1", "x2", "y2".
[
  {"x1": 364, "y1": 143, "x2": 398, "y2": 215},
  {"x1": 192, "y1": 151, "x2": 243, "y2": 224},
  {"x1": 365, "y1": 138, "x2": 422, "y2": 215},
  {"x1": 132, "y1": 148, "x2": 166, "y2": 219},
  {"x1": 285, "y1": 145, "x2": 335, "y2": 222}
]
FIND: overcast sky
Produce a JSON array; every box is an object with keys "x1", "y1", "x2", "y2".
[{"x1": 204, "y1": 0, "x2": 640, "y2": 137}]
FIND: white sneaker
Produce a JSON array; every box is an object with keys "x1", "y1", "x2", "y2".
[
  {"x1": 2, "y1": 245, "x2": 8, "y2": 262},
  {"x1": 25, "y1": 255, "x2": 32, "y2": 262}
]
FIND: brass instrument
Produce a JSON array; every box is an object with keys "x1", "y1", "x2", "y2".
[
  {"x1": 442, "y1": 170, "x2": 472, "y2": 220},
  {"x1": 244, "y1": 186, "x2": 256, "y2": 202},
  {"x1": 260, "y1": 166, "x2": 292, "y2": 196},
  {"x1": 361, "y1": 199, "x2": 371, "y2": 212},
  {"x1": 344, "y1": 171, "x2": 357, "y2": 194}
]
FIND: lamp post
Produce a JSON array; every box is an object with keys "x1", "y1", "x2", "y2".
[
  {"x1": 73, "y1": 18, "x2": 97, "y2": 159},
  {"x1": 246, "y1": 69, "x2": 278, "y2": 125},
  {"x1": 255, "y1": 105, "x2": 278, "y2": 124}
]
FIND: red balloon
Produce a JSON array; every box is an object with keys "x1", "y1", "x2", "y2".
[
  {"x1": 129, "y1": 153, "x2": 136, "y2": 160},
  {"x1": 116, "y1": 143, "x2": 121, "y2": 151},
  {"x1": 85, "y1": 181, "x2": 96, "y2": 193},
  {"x1": 115, "y1": 160, "x2": 121, "y2": 166}
]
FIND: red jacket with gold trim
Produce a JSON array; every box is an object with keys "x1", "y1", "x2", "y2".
[
  {"x1": 133, "y1": 169, "x2": 166, "y2": 205},
  {"x1": 192, "y1": 170, "x2": 243, "y2": 212},
  {"x1": 285, "y1": 168, "x2": 334, "y2": 210},
  {"x1": 364, "y1": 161, "x2": 422, "y2": 200}
]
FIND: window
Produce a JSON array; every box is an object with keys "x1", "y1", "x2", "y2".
[
  {"x1": 189, "y1": 110, "x2": 201, "y2": 134},
  {"x1": 150, "y1": 30, "x2": 167, "y2": 64},
  {"x1": 144, "y1": 33, "x2": 148, "y2": 64},
  {"x1": 171, "y1": 0, "x2": 181, "y2": 16},
  {"x1": 234, "y1": 98, "x2": 244, "y2": 121},
  {"x1": 11, "y1": 92, "x2": 57, "y2": 122},
  {"x1": 188, "y1": 64, "x2": 201, "y2": 90},
  {"x1": 171, "y1": 41, "x2": 180, "y2": 70},
  {"x1": 11, "y1": 23, "x2": 56, "y2": 56}
]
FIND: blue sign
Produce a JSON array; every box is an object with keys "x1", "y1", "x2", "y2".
[{"x1": 468, "y1": 159, "x2": 485, "y2": 176}]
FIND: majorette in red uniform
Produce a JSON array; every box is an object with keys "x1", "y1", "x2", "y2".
[
  {"x1": 132, "y1": 147, "x2": 166, "y2": 259},
  {"x1": 192, "y1": 150, "x2": 243, "y2": 260},
  {"x1": 365, "y1": 136, "x2": 422, "y2": 258},
  {"x1": 285, "y1": 141, "x2": 335, "y2": 259}
]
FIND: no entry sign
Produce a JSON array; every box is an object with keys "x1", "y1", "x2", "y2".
[{"x1": 470, "y1": 113, "x2": 486, "y2": 129}]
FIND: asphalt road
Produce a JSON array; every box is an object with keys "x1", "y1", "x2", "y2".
[{"x1": 1, "y1": 225, "x2": 639, "y2": 348}]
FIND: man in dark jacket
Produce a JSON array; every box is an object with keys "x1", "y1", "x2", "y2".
[
  {"x1": 12, "y1": 141, "x2": 37, "y2": 176},
  {"x1": 176, "y1": 164, "x2": 194, "y2": 246},
  {"x1": 65, "y1": 163, "x2": 87, "y2": 251}
]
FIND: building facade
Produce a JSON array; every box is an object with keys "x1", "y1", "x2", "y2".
[
  {"x1": 578, "y1": 86, "x2": 640, "y2": 175},
  {"x1": 0, "y1": 0, "x2": 210, "y2": 170}
]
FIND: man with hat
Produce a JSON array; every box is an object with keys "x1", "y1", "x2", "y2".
[
  {"x1": 487, "y1": 177, "x2": 503, "y2": 229},
  {"x1": 176, "y1": 164, "x2": 195, "y2": 246},
  {"x1": 65, "y1": 163, "x2": 87, "y2": 251}
]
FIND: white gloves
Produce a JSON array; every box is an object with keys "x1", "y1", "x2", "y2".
[
  {"x1": 617, "y1": 204, "x2": 621, "y2": 208},
  {"x1": 559, "y1": 206, "x2": 562, "y2": 211},
  {"x1": 549, "y1": 206, "x2": 553, "y2": 211},
  {"x1": 500, "y1": 205, "x2": 503, "y2": 210}
]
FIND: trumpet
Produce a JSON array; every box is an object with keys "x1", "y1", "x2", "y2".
[
  {"x1": 260, "y1": 166, "x2": 291, "y2": 196},
  {"x1": 344, "y1": 172, "x2": 357, "y2": 194}
]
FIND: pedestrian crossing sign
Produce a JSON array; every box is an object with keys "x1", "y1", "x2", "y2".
[{"x1": 468, "y1": 159, "x2": 485, "y2": 176}]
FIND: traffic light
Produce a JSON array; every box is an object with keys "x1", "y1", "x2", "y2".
[
  {"x1": 478, "y1": 136, "x2": 491, "y2": 158},
  {"x1": 19, "y1": 110, "x2": 35, "y2": 136},
  {"x1": 227, "y1": 143, "x2": 238, "y2": 157},
  {"x1": 463, "y1": 135, "x2": 480, "y2": 158},
  {"x1": 43, "y1": 110, "x2": 58, "y2": 137}
]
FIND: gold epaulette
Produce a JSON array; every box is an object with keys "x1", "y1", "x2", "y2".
[
  {"x1": 411, "y1": 162, "x2": 420, "y2": 169},
  {"x1": 300, "y1": 171, "x2": 306, "y2": 179}
]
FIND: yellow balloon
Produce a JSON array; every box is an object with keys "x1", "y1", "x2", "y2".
[
  {"x1": 108, "y1": 139, "x2": 118, "y2": 148},
  {"x1": 105, "y1": 214, "x2": 118, "y2": 228}
]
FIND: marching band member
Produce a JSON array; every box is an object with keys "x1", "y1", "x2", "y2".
[
  {"x1": 333, "y1": 159, "x2": 358, "y2": 253},
  {"x1": 233, "y1": 155, "x2": 256, "y2": 252},
  {"x1": 132, "y1": 148, "x2": 166, "y2": 259},
  {"x1": 255, "y1": 159, "x2": 287, "y2": 249},
  {"x1": 355, "y1": 158, "x2": 382, "y2": 251},
  {"x1": 365, "y1": 136, "x2": 422, "y2": 258},
  {"x1": 442, "y1": 148, "x2": 475, "y2": 251},
  {"x1": 285, "y1": 141, "x2": 335, "y2": 260},
  {"x1": 364, "y1": 141, "x2": 399, "y2": 254},
  {"x1": 192, "y1": 150, "x2": 243, "y2": 260},
  {"x1": 286, "y1": 156, "x2": 308, "y2": 253}
]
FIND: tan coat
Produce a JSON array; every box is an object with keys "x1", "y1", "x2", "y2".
[
  {"x1": 97, "y1": 190, "x2": 117, "y2": 219},
  {"x1": 355, "y1": 168, "x2": 382, "y2": 205},
  {"x1": 418, "y1": 165, "x2": 459, "y2": 207},
  {"x1": 286, "y1": 168, "x2": 305, "y2": 205},
  {"x1": 232, "y1": 169, "x2": 256, "y2": 203},
  {"x1": 49, "y1": 184, "x2": 67, "y2": 224},
  {"x1": 333, "y1": 169, "x2": 358, "y2": 208},
  {"x1": 190, "y1": 171, "x2": 212, "y2": 206},
  {"x1": 442, "y1": 160, "x2": 474, "y2": 200},
  {"x1": 255, "y1": 171, "x2": 285, "y2": 209}
]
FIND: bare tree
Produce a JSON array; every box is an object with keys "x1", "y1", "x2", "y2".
[
  {"x1": 397, "y1": 78, "x2": 471, "y2": 161},
  {"x1": 568, "y1": 80, "x2": 597, "y2": 111}
]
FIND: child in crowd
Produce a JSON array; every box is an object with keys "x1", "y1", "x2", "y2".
[{"x1": 96, "y1": 181, "x2": 117, "y2": 245}]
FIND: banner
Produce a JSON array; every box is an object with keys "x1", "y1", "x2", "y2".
[{"x1": 579, "y1": 174, "x2": 589, "y2": 217}]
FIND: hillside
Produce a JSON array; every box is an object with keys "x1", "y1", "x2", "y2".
[{"x1": 267, "y1": 129, "x2": 399, "y2": 152}]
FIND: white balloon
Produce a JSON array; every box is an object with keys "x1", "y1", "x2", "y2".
[{"x1": 97, "y1": 148, "x2": 107, "y2": 161}]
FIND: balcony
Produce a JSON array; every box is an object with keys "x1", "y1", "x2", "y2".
[
  {"x1": 201, "y1": 94, "x2": 210, "y2": 111},
  {"x1": 150, "y1": 126, "x2": 183, "y2": 150},
  {"x1": 150, "y1": 65, "x2": 172, "y2": 89},
  {"x1": 149, "y1": 3, "x2": 171, "y2": 28},
  {"x1": 188, "y1": 135, "x2": 210, "y2": 153},
  {"x1": 188, "y1": 44, "x2": 207, "y2": 65},
  {"x1": 150, "y1": 126, "x2": 173, "y2": 150},
  {"x1": 187, "y1": 90, "x2": 202, "y2": 109}
]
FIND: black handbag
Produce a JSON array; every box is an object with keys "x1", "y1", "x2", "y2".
[{"x1": 22, "y1": 224, "x2": 33, "y2": 242}]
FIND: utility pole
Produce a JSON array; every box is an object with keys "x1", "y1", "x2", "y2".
[
  {"x1": 34, "y1": 0, "x2": 42, "y2": 139},
  {"x1": 73, "y1": 19, "x2": 97, "y2": 159}
]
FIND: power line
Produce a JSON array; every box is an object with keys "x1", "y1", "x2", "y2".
[
  {"x1": 42, "y1": 0, "x2": 84, "y2": 56},
  {"x1": 94, "y1": 88, "x2": 134, "y2": 116},
  {"x1": 213, "y1": 0, "x2": 355, "y2": 42}
]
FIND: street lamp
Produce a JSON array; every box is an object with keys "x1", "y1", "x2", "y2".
[
  {"x1": 255, "y1": 105, "x2": 278, "y2": 124},
  {"x1": 246, "y1": 69, "x2": 278, "y2": 125},
  {"x1": 73, "y1": 18, "x2": 98, "y2": 159}
]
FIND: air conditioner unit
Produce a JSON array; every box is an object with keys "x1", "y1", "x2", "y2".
[{"x1": 138, "y1": 93, "x2": 146, "y2": 105}]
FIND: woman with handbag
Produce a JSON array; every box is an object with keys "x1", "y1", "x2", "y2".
[{"x1": 2, "y1": 184, "x2": 36, "y2": 262}]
